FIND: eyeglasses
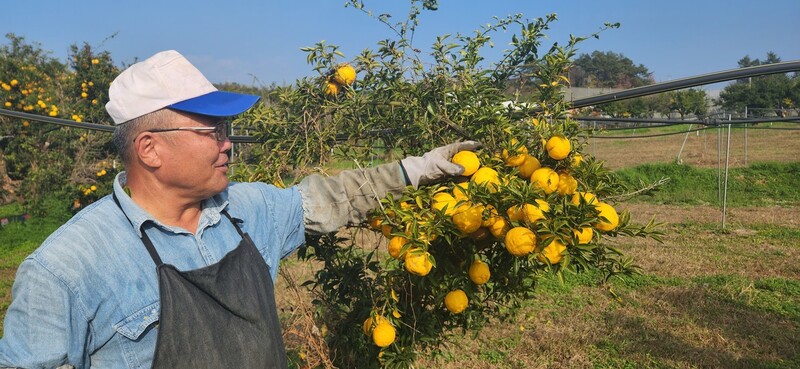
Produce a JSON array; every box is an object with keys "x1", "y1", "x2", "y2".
[{"x1": 137, "y1": 122, "x2": 230, "y2": 142}]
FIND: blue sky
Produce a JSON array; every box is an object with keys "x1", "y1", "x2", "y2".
[{"x1": 5, "y1": 0, "x2": 799, "y2": 88}]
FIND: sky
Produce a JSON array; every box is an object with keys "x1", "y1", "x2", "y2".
[{"x1": 4, "y1": 0, "x2": 799, "y2": 90}]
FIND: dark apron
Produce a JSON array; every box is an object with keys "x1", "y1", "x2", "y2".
[{"x1": 115, "y1": 195, "x2": 287, "y2": 368}]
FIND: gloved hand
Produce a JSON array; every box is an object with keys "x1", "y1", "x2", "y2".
[{"x1": 400, "y1": 141, "x2": 482, "y2": 188}]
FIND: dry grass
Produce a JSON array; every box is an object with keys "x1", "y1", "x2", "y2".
[
  {"x1": 587, "y1": 124, "x2": 800, "y2": 170},
  {"x1": 411, "y1": 204, "x2": 800, "y2": 368}
]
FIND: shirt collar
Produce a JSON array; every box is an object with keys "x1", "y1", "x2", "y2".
[{"x1": 112, "y1": 172, "x2": 236, "y2": 237}]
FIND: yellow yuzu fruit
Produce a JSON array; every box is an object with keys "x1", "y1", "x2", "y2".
[
  {"x1": 417, "y1": 231, "x2": 437, "y2": 245},
  {"x1": 594, "y1": 202, "x2": 620, "y2": 231},
  {"x1": 333, "y1": 64, "x2": 356, "y2": 85},
  {"x1": 506, "y1": 205, "x2": 525, "y2": 222},
  {"x1": 444, "y1": 289, "x2": 469, "y2": 314},
  {"x1": 452, "y1": 205, "x2": 483, "y2": 234},
  {"x1": 574, "y1": 227, "x2": 594, "y2": 244},
  {"x1": 531, "y1": 167, "x2": 559, "y2": 194},
  {"x1": 405, "y1": 250, "x2": 433, "y2": 276},
  {"x1": 324, "y1": 81, "x2": 340, "y2": 95},
  {"x1": 522, "y1": 203, "x2": 546, "y2": 223},
  {"x1": 487, "y1": 217, "x2": 510, "y2": 239},
  {"x1": 504, "y1": 227, "x2": 536, "y2": 256},
  {"x1": 572, "y1": 153, "x2": 583, "y2": 167},
  {"x1": 387, "y1": 236, "x2": 409, "y2": 259},
  {"x1": 451, "y1": 150, "x2": 480, "y2": 176},
  {"x1": 381, "y1": 224, "x2": 394, "y2": 238},
  {"x1": 452, "y1": 182, "x2": 470, "y2": 201},
  {"x1": 502, "y1": 139, "x2": 528, "y2": 167},
  {"x1": 503, "y1": 151, "x2": 527, "y2": 167},
  {"x1": 363, "y1": 315, "x2": 389, "y2": 336},
  {"x1": 546, "y1": 135, "x2": 571, "y2": 160},
  {"x1": 571, "y1": 191, "x2": 597, "y2": 206},
  {"x1": 517, "y1": 154, "x2": 541, "y2": 179},
  {"x1": 538, "y1": 238, "x2": 567, "y2": 264},
  {"x1": 535, "y1": 199, "x2": 550, "y2": 213},
  {"x1": 372, "y1": 321, "x2": 396, "y2": 347},
  {"x1": 432, "y1": 192, "x2": 458, "y2": 216},
  {"x1": 368, "y1": 215, "x2": 383, "y2": 231},
  {"x1": 557, "y1": 172, "x2": 578, "y2": 196},
  {"x1": 482, "y1": 205, "x2": 499, "y2": 227},
  {"x1": 471, "y1": 167, "x2": 500, "y2": 192},
  {"x1": 468, "y1": 260, "x2": 491, "y2": 285}
]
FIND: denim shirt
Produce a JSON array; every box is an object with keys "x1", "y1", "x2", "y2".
[
  {"x1": 0, "y1": 173, "x2": 306, "y2": 368},
  {"x1": 0, "y1": 161, "x2": 408, "y2": 368}
]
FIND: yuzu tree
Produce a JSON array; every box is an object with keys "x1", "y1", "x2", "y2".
[{"x1": 228, "y1": 1, "x2": 663, "y2": 368}]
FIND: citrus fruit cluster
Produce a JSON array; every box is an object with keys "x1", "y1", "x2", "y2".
[
  {"x1": 363, "y1": 131, "x2": 627, "y2": 351},
  {"x1": 324, "y1": 63, "x2": 356, "y2": 96}
]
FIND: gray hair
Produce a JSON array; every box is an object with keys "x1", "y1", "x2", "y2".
[{"x1": 112, "y1": 109, "x2": 180, "y2": 163}]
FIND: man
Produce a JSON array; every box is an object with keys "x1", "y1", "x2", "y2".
[{"x1": 0, "y1": 50, "x2": 477, "y2": 368}]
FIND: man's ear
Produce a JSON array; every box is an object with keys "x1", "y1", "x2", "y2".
[{"x1": 134, "y1": 133, "x2": 163, "y2": 168}]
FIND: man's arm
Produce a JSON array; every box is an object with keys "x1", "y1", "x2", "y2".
[
  {"x1": 298, "y1": 162, "x2": 407, "y2": 235},
  {"x1": 297, "y1": 141, "x2": 480, "y2": 234},
  {"x1": 0, "y1": 259, "x2": 76, "y2": 368}
]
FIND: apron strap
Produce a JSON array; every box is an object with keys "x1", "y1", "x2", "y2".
[
  {"x1": 221, "y1": 210, "x2": 246, "y2": 237},
  {"x1": 112, "y1": 192, "x2": 164, "y2": 266},
  {"x1": 139, "y1": 227, "x2": 165, "y2": 266}
]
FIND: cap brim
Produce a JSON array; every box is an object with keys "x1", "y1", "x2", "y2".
[{"x1": 168, "y1": 91, "x2": 260, "y2": 117}]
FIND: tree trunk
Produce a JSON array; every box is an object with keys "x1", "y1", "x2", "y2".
[{"x1": 0, "y1": 149, "x2": 20, "y2": 205}]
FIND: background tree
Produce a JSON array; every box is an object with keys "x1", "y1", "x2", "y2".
[
  {"x1": 668, "y1": 89, "x2": 708, "y2": 120},
  {"x1": 0, "y1": 34, "x2": 66, "y2": 205},
  {"x1": 719, "y1": 52, "x2": 797, "y2": 117},
  {"x1": 598, "y1": 95, "x2": 662, "y2": 119},
  {"x1": 0, "y1": 33, "x2": 118, "y2": 212},
  {"x1": 570, "y1": 50, "x2": 654, "y2": 88}
]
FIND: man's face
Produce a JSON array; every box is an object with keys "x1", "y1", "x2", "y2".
[{"x1": 155, "y1": 111, "x2": 232, "y2": 200}]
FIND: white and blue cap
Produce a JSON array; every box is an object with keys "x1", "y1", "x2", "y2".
[{"x1": 106, "y1": 50, "x2": 259, "y2": 124}]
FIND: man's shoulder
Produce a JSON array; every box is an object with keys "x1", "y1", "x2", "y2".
[
  {"x1": 30, "y1": 196, "x2": 137, "y2": 273},
  {"x1": 224, "y1": 182, "x2": 303, "y2": 226},
  {"x1": 227, "y1": 181, "x2": 300, "y2": 204},
  {"x1": 47, "y1": 195, "x2": 129, "y2": 237}
]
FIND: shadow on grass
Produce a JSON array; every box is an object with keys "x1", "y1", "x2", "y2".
[{"x1": 603, "y1": 285, "x2": 800, "y2": 369}]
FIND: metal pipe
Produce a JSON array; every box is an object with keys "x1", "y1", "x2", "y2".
[
  {"x1": 722, "y1": 124, "x2": 732, "y2": 228},
  {"x1": 571, "y1": 60, "x2": 800, "y2": 108}
]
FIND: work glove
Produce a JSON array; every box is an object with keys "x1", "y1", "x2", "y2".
[{"x1": 400, "y1": 140, "x2": 482, "y2": 188}]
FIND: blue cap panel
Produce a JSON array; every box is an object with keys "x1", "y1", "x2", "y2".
[{"x1": 168, "y1": 91, "x2": 260, "y2": 117}]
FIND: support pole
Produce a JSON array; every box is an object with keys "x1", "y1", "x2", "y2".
[
  {"x1": 717, "y1": 121, "x2": 723, "y2": 203},
  {"x1": 744, "y1": 106, "x2": 748, "y2": 166},
  {"x1": 722, "y1": 124, "x2": 732, "y2": 228},
  {"x1": 592, "y1": 122, "x2": 597, "y2": 158},
  {"x1": 676, "y1": 124, "x2": 694, "y2": 164}
]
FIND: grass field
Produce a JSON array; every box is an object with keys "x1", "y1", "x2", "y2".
[{"x1": 0, "y1": 123, "x2": 798, "y2": 368}]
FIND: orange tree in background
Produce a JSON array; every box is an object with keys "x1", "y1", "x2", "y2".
[
  {"x1": 231, "y1": 1, "x2": 662, "y2": 368},
  {"x1": 0, "y1": 33, "x2": 118, "y2": 213}
]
